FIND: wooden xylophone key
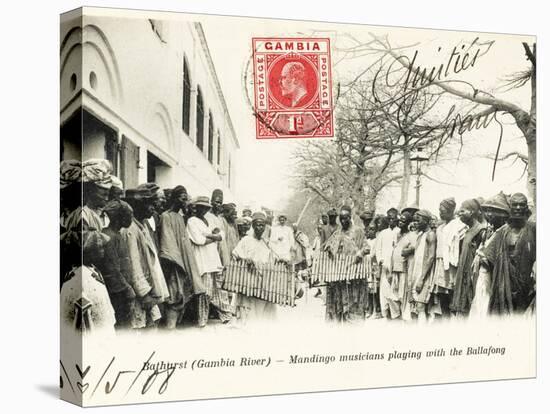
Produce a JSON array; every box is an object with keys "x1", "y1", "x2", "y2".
[
  {"x1": 237, "y1": 260, "x2": 243, "y2": 294},
  {"x1": 227, "y1": 264, "x2": 233, "y2": 291},
  {"x1": 268, "y1": 264, "x2": 273, "y2": 303},
  {"x1": 323, "y1": 252, "x2": 328, "y2": 283},
  {"x1": 231, "y1": 261, "x2": 236, "y2": 293},
  {"x1": 247, "y1": 262, "x2": 252, "y2": 295},
  {"x1": 260, "y1": 263, "x2": 266, "y2": 300},
  {"x1": 276, "y1": 263, "x2": 282, "y2": 305},
  {"x1": 291, "y1": 267, "x2": 296, "y2": 306},
  {"x1": 347, "y1": 254, "x2": 353, "y2": 281},
  {"x1": 327, "y1": 252, "x2": 336, "y2": 283},
  {"x1": 338, "y1": 254, "x2": 343, "y2": 281}
]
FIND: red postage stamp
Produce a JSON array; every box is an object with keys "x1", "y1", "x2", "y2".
[{"x1": 252, "y1": 38, "x2": 334, "y2": 139}]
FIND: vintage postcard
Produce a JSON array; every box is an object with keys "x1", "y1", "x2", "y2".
[{"x1": 60, "y1": 6, "x2": 536, "y2": 407}]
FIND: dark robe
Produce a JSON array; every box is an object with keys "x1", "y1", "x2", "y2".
[
  {"x1": 323, "y1": 226, "x2": 368, "y2": 321},
  {"x1": 158, "y1": 211, "x2": 205, "y2": 309},
  {"x1": 99, "y1": 227, "x2": 136, "y2": 328},
  {"x1": 220, "y1": 217, "x2": 240, "y2": 267},
  {"x1": 450, "y1": 221, "x2": 486, "y2": 314},
  {"x1": 483, "y1": 222, "x2": 536, "y2": 314}
]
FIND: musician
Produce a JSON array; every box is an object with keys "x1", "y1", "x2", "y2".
[
  {"x1": 231, "y1": 211, "x2": 280, "y2": 322},
  {"x1": 187, "y1": 196, "x2": 233, "y2": 327},
  {"x1": 481, "y1": 192, "x2": 535, "y2": 314},
  {"x1": 269, "y1": 214, "x2": 294, "y2": 262},
  {"x1": 323, "y1": 205, "x2": 367, "y2": 322},
  {"x1": 236, "y1": 216, "x2": 252, "y2": 239}
]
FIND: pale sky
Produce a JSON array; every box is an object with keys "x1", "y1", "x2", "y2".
[{"x1": 201, "y1": 15, "x2": 534, "y2": 214}]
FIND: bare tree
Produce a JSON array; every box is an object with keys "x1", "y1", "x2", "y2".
[{"x1": 362, "y1": 34, "x2": 536, "y2": 202}]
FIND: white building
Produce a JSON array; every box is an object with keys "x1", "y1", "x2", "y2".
[{"x1": 60, "y1": 8, "x2": 239, "y2": 199}]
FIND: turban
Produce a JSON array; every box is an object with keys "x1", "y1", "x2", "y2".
[
  {"x1": 439, "y1": 197, "x2": 456, "y2": 212},
  {"x1": 110, "y1": 175, "x2": 123, "y2": 190},
  {"x1": 125, "y1": 184, "x2": 159, "y2": 200},
  {"x1": 340, "y1": 205, "x2": 352, "y2": 214},
  {"x1": 482, "y1": 192, "x2": 510, "y2": 214},
  {"x1": 169, "y1": 185, "x2": 187, "y2": 203},
  {"x1": 211, "y1": 188, "x2": 223, "y2": 200},
  {"x1": 415, "y1": 209, "x2": 432, "y2": 220},
  {"x1": 460, "y1": 199, "x2": 480, "y2": 213},
  {"x1": 82, "y1": 159, "x2": 113, "y2": 189},
  {"x1": 386, "y1": 207, "x2": 398, "y2": 215},
  {"x1": 60, "y1": 160, "x2": 82, "y2": 189},
  {"x1": 137, "y1": 183, "x2": 160, "y2": 196},
  {"x1": 222, "y1": 203, "x2": 236, "y2": 214},
  {"x1": 172, "y1": 185, "x2": 188, "y2": 197},
  {"x1": 237, "y1": 217, "x2": 252, "y2": 225},
  {"x1": 103, "y1": 200, "x2": 133, "y2": 220},
  {"x1": 251, "y1": 211, "x2": 267, "y2": 222},
  {"x1": 327, "y1": 208, "x2": 338, "y2": 216}
]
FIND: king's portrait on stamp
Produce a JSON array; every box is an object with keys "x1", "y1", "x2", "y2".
[{"x1": 252, "y1": 38, "x2": 334, "y2": 139}]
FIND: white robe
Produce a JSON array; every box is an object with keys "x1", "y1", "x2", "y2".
[
  {"x1": 187, "y1": 217, "x2": 223, "y2": 276},
  {"x1": 231, "y1": 235, "x2": 278, "y2": 321},
  {"x1": 269, "y1": 224, "x2": 294, "y2": 262}
]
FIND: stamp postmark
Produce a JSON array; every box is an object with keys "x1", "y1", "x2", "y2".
[{"x1": 252, "y1": 38, "x2": 334, "y2": 139}]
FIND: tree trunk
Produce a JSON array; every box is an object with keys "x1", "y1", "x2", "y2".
[
  {"x1": 526, "y1": 131, "x2": 536, "y2": 207},
  {"x1": 399, "y1": 145, "x2": 412, "y2": 209},
  {"x1": 364, "y1": 188, "x2": 377, "y2": 213}
]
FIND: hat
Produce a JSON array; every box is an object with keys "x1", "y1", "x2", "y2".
[
  {"x1": 137, "y1": 182, "x2": 159, "y2": 194},
  {"x1": 236, "y1": 217, "x2": 248, "y2": 225},
  {"x1": 386, "y1": 207, "x2": 398, "y2": 215},
  {"x1": 439, "y1": 197, "x2": 456, "y2": 212},
  {"x1": 482, "y1": 192, "x2": 510, "y2": 214},
  {"x1": 110, "y1": 175, "x2": 123, "y2": 190},
  {"x1": 415, "y1": 209, "x2": 432, "y2": 220},
  {"x1": 252, "y1": 211, "x2": 267, "y2": 221},
  {"x1": 190, "y1": 196, "x2": 212, "y2": 207},
  {"x1": 327, "y1": 208, "x2": 338, "y2": 216},
  {"x1": 460, "y1": 199, "x2": 480, "y2": 213},
  {"x1": 60, "y1": 160, "x2": 82, "y2": 189},
  {"x1": 82, "y1": 159, "x2": 113, "y2": 189},
  {"x1": 340, "y1": 205, "x2": 352, "y2": 214},
  {"x1": 401, "y1": 204, "x2": 419, "y2": 215},
  {"x1": 211, "y1": 188, "x2": 223, "y2": 200},
  {"x1": 124, "y1": 188, "x2": 152, "y2": 200},
  {"x1": 103, "y1": 200, "x2": 133, "y2": 219},
  {"x1": 223, "y1": 203, "x2": 236, "y2": 214}
]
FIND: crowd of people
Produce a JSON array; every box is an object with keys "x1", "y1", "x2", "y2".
[
  {"x1": 60, "y1": 158, "x2": 536, "y2": 333},
  {"x1": 314, "y1": 194, "x2": 536, "y2": 323},
  {"x1": 60, "y1": 159, "x2": 311, "y2": 331}
]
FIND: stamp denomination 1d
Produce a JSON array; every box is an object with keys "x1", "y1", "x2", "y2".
[{"x1": 252, "y1": 38, "x2": 334, "y2": 139}]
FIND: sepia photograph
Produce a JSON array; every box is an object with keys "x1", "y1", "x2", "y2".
[{"x1": 58, "y1": 6, "x2": 537, "y2": 406}]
